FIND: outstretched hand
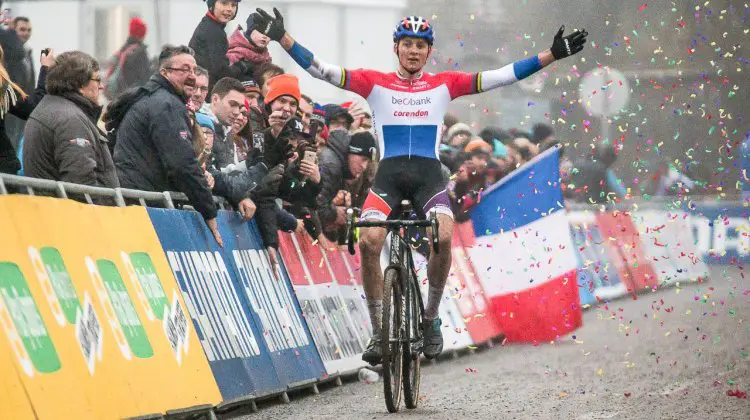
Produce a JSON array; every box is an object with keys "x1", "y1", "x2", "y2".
[
  {"x1": 256, "y1": 7, "x2": 286, "y2": 41},
  {"x1": 550, "y1": 26, "x2": 588, "y2": 60}
]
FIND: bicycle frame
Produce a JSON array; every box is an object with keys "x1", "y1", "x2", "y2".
[
  {"x1": 346, "y1": 202, "x2": 440, "y2": 351},
  {"x1": 346, "y1": 201, "x2": 439, "y2": 412}
]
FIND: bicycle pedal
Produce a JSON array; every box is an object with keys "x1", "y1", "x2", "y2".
[{"x1": 411, "y1": 339, "x2": 424, "y2": 352}]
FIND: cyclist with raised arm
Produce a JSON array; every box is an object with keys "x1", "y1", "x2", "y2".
[{"x1": 256, "y1": 9, "x2": 588, "y2": 365}]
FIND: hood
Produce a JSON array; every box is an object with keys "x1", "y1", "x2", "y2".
[
  {"x1": 227, "y1": 26, "x2": 271, "y2": 66},
  {"x1": 103, "y1": 75, "x2": 182, "y2": 133},
  {"x1": 326, "y1": 130, "x2": 355, "y2": 179}
]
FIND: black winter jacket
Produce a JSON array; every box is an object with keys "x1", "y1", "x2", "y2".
[
  {"x1": 210, "y1": 161, "x2": 269, "y2": 206},
  {"x1": 316, "y1": 129, "x2": 352, "y2": 228},
  {"x1": 189, "y1": 14, "x2": 247, "y2": 94},
  {"x1": 112, "y1": 74, "x2": 217, "y2": 220},
  {"x1": 253, "y1": 138, "x2": 322, "y2": 249},
  {"x1": 23, "y1": 93, "x2": 118, "y2": 189},
  {"x1": 0, "y1": 66, "x2": 48, "y2": 174}
]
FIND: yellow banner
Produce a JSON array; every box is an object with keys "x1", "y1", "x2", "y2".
[{"x1": 0, "y1": 196, "x2": 221, "y2": 420}]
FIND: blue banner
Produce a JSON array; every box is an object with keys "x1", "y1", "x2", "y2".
[{"x1": 147, "y1": 209, "x2": 324, "y2": 400}]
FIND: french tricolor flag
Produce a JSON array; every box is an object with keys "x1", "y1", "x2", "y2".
[{"x1": 465, "y1": 146, "x2": 582, "y2": 343}]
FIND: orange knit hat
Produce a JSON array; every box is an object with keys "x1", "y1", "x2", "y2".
[{"x1": 264, "y1": 74, "x2": 301, "y2": 105}]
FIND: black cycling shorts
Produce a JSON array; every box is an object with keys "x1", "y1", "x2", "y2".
[{"x1": 361, "y1": 156, "x2": 453, "y2": 221}]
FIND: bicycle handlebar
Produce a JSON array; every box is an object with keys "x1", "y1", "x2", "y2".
[{"x1": 346, "y1": 208, "x2": 440, "y2": 256}]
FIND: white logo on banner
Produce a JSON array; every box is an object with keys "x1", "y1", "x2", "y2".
[
  {"x1": 75, "y1": 293, "x2": 103, "y2": 375},
  {"x1": 166, "y1": 251, "x2": 261, "y2": 361},
  {"x1": 163, "y1": 290, "x2": 190, "y2": 365},
  {"x1": 232, "y1": 249, "x2": 309, "y2": 352},
  {"x1": 691, "y1": 216, "x2": 750, "y2": 257}
]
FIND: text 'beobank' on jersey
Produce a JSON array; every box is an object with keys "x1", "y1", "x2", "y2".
[{"x1": 345, "y1": 70, "x2": 476, "y2": 160}]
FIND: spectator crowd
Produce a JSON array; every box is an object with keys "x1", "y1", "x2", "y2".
[{"x1": 0, "y1": 0, "x2": 698, "y2": 263}]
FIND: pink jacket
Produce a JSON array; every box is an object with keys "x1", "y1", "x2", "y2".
[{"x1": 226, "y1": 26, "x2": 272, "y2": 66}]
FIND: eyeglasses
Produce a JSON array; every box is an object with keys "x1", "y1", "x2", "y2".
[
  {"x1": 90, "y1": 77, "x2": 102, "y2": 83},
  {"x1": 195, "y1": 86, "x2": 209, "y2": 93},
  {"x1": 165, "y1": 67, "x2": 197, "y2": 75}
]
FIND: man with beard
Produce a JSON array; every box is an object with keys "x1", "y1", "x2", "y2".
[{"x1": 112, "y1": 45, "x2": 223, "y2": 246}]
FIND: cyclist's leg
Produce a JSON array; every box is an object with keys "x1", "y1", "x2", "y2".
[
  {"x1": 413, "y1": 162, "x2": 454, "y2": 358},
  {"x1": 360, "y1": 185, "x2": 400, "y2": 365}
]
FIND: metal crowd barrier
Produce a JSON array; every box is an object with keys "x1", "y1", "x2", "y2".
[{"x1": 0, "y1": 173, "x2": 228, "y2": 210}]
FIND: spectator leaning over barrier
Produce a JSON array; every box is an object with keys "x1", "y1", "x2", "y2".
[
  {"x1": 195, "y1": 112, "x2": 215, "y2": 170},
  {"x1": 317, "y1": 130, "x2": 376, "y2": 242},
  {"x1": 23, "y1": 51, "x2": 118, "y2": 190},
  {"x1": 227, "y1": 12, "x2": 273, "y2": 81},
  {"x1": 189, "y1": 66, "x2": 210, "y2": 112},
  {"x1": 230, "y1": 102, "x2": 252, "y2": 163},
  {"x1": 189, "y1": 0, "x2": 246, "y2": 94},
  {"x1": 0, "y1": 45, "x2": 54, "y2": 175},
  {"x1": 204, "y1": 77, "x2": 246, "y2": 170},
  {"x1": 252, "y1": 73, "x2": 300, "y2": 256},
  {"x1": 112, "y1": 45, "x2": 223, "y2": 246},
  {"x1": 255, "y1": 117, "x2": 321, "y2": 253},
  {"x1": 241, "y1": 79, "x2": 266, "y2": 161}
]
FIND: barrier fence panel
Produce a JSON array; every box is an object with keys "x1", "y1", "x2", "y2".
[
  {"x1": 595, "y1": 212, "x2": 659, "y2": 292},
  {"x1": 688, "y1": 202, "x2": 750, "y2": 264},
  {"x1": 147, "y1": 209, "x2": 324, "y2": 400},
  {"x1": 410, "y1": 251, "x2": 474, "y2": 351},
  {"x1": 0, "y1": 196, "x2": 221, "y2": 420},
  {"x1": 568, "y1": 211, "x2": 627, "y2": 303},
  {"x1": 630, "y1": 209, "x2": 709, "y2": 285},
  {"x1": 277, "y1": 231, "x2": 368, "y2": 375}
]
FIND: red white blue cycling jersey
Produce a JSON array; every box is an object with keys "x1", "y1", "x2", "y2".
[
  {"x1": 286, "y1": 40, "x2": 544, "y2": 160},
  {"x1": 342, "y1": 70, "x2": 476, "y2": 159}
]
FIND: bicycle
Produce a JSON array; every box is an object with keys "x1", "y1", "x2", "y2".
[{"x1": 346, "y1": 200, "x2": 440, "y2": 413}]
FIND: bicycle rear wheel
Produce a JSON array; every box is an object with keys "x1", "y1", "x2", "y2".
[
  {"x1": 402, "y1": 265, "x2": 422, "y2": 409},
  {"x1": 381, "y1": 267, "x2": 403, "y2": 413}
]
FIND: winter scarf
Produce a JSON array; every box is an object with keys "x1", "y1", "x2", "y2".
[{"x1": 226, "y1": 27, "x2": 271, "y2": 66}]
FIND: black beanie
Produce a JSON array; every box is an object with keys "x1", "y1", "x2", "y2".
[
  {"x1": 349, "y1": 132, "x2": 377, "y2": 158},
  {"x1": 245, "y1": 13, "x2": 265, "y2": 38}
]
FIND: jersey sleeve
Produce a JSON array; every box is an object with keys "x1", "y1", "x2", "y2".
[
  {"x1": 343, "y1": 69, "x2": 382, "y2": 98},
  {"x1": 441, "y1": 71, "x2": 479, "y2": 99}
]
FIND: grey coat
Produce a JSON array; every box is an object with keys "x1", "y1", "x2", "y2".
[{"x1": 23, "y1": 93, "x2": 118, "y2": 188}]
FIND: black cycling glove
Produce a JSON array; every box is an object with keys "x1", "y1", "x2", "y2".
[
  {"x1": 256, "y1": 7, "x2": 286, "y2": 41},
  {"x1": 550, "y1": 25, "x2": 588, "y2": 60}
]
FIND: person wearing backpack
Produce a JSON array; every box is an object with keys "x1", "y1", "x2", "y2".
[{"x1": 103, "y1": 17, "x2": 150, "y2": 100}]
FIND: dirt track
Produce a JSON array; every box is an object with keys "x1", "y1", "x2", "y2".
[{"x1": 231, "y1": 266, "x2": 749, "y2": 419}]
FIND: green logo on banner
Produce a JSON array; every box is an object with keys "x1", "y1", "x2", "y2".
[
  {"x1": 129, "y1": 253, "x2": 168, "y2": 320},
  {"x1": 40, "y1": 247, "x2": 81, "y2": 325},
  {"x1": 96, "y1": 260, "x2": 153, "y2": 359},
  {"x1": 0, "y1": 262, "x2": 61, "y2": 373}
]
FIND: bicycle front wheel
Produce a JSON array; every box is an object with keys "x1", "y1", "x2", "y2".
[
  {"x1": 403, "y1": 266, "x2": 422, "y2": 409},
  {"x1": 381, "y1": 267, "x2": 404, "y2": 413}
]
